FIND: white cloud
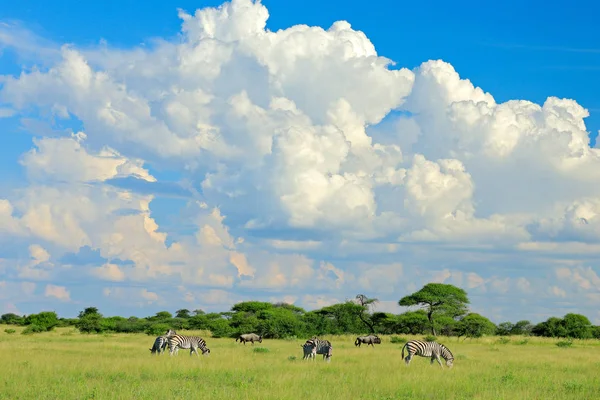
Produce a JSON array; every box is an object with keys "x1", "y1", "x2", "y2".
[
  {"x1": 44, "y1": 284, "x2": 70, "y2": 301},
  {"x1": 0, "y1": 0, "x2": 599, "y2": 323}
]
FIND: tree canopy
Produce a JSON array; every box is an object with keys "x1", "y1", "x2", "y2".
[{"x1": 398, "y1": 283, "x2": 469, "y2": 335}]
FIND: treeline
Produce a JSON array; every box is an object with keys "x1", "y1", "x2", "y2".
[{"x1": 2, "y1": 284, "x2": 599, "y2": 339}]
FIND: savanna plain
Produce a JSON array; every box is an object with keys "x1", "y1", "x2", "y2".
[{"x1": 1, "y1": 327, "x2": 599, "y2": 400}]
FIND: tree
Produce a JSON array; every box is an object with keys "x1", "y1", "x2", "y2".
[
  {"x1": 456, "y1": 313, "x2": 496, "y2": 339},
  {"x1": 395, "y1": 311, "x2": 430, "y2": 334},
  {"x1": 511, "y1": 320, "x2": 533, "y2": 336},
  {"x1": 1, "y1": 313, "x2": 24, "y2": 325},
  {"x1": 78, "y1": 307, "x2": 100, "y2": 318},
  {"x1": 76, "y1": 308, "x2": 104, "y2": 334},
  {"x1": 175, "y1": 309, "x2": 191, "y2": 319},
  {"x1": 496, "y1": 322, "x2": 514, "y2": 336},
  {"x1": 398, "y1": 283, "x2": 469, "y2": 336},
  {"x1": 561, "y1": 313, "x2": 592, "y2": 339},
  {"x1": 24, "y1": 312, "x2": 59, "y2": 332},
  {"x1": 353, "y1": 294, "x2": 379, "y2": 334}
]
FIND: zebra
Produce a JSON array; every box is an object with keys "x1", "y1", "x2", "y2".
[
  {"x1": 301, "y1": 338, "x2": 333, "y2": 362},
  {"x1": 355, "y1": 335, "x2": 381, "y2": 347},
  {"x1": 149, "y1": 329, "x2": 178, "y2": 355},
  {"x1": 167, "y1": 334, "x2": 211, "y2": 357},
  {"x1": 401, "y1": 340, "x2": 454, "y2": 368},
  {"x1": 236, "y1": 333, "x2": 263, "y2": 345}
]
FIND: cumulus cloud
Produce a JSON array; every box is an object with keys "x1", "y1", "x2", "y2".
[
  {"x1": 44, "y1": 284, "x2": 70, "y2": 301},
  {"x1": 1, "y1": 0, "x2": 600, "y2": 322}
]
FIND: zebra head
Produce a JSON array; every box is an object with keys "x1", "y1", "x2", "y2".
[
  {"x1": 258, "y1": 335, "x2": 263, "y2": 343},
  {"x1": 445, "y1": 357, "x2": 454, "y2": 368},
  {"x1": 165, "y1": 329, "x2": 176, "y2": 336},
  {"x1": 202, "y1": 347, "x2": 211, "y2": 356}
]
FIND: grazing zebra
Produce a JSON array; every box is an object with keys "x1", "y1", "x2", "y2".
[
  {"x1": 355, "y1": 335, "x2": 381, "y2": 347},
  {"x1": 401, "y1": 340, "x2": 454, "y2": 368},
  {"x1": 167, "y1": 334, "x2": 211, "y2": 357},
  {"x1": 301, "y1": 338, "x2": 333, "y2": 362},
  {"x1": 149, "y1": 329, "x2": 178, "y2": 355},
  {"x1": 236, "y1": 333, "x2": 263, "y2": 345}
]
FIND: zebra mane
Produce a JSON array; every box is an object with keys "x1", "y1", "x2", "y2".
[{"x1": 440, "y1": 343, "x2": 454, "y2": 359}]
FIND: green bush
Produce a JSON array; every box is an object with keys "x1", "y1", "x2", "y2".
[
  {"x1": 253, "y1": 347, "x2": 269, "y2": 353},
  {"x1": 24, "y1": 312, "x2": 59, "y2": 332},
  {"x1": 4, "y1": 328, "x2": 16, "y2": 334},
  {"x1": 390, "y1": 336, "x2": 407, "y2": 344},
  {"x1": 22, "y1": 325, "x2": 46, "y2": 335},
  {"x1": 144, "y1": 323, "x2": 171, "y2": 336},
  {"x1": 556, "y1": 339, "x2": 573, "y2": 348}
]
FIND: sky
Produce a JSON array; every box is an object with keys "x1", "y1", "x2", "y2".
[{"x1": 1, "y1": 0, "x2": 599, "y2": 324}]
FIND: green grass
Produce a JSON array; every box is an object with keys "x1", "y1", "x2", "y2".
[{"x1": 1, "y1": 327, "x2": 599, "y2": 400}]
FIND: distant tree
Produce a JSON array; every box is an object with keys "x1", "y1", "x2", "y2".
[
  {"x1": 78, "y1": 307, "x2": 100, "y2": 318},
  {"x1": 398, "y1": 283, "x2": 469, "y2": 336},
  {"x1": 193, "y1": 309, "x2": 205, "y2": 316},
  {"x1": 149, "y1": 311, "x2": 172, "y2": 321},
  {"x1": 353, "y1": 294, "x2": 379, "y2": 334},
  {"x1": 1, "y1": 313, "x2": 24, "y2": 325},
  {"x1": 175, "y1": 309, "x2": 191, "y2": 319},
  {"x1": 496, "y1": 322, "x2": 514, "y2": 336},
  {"x1": 456, "y1": 313, "x2": 496, "y2": 339},
  {"x1": 395, "y1": 311, "x2": 430, "y2": 335},
  {"x1": 511, "y1": 320, "x2": 533, "y2": 336},
  {"x1": 231, "y1": 301, "x2": 273, "y2": 314},
  {"x1": 561, "y1": 313, "x2": 592, "y2": 339},
  {"x1": 76, "y1": 308, "x2": 104, "y2": 334},
  {"x1": 24, "y1": 312, "x2": 59, "y2": 332},
  {"x1": 532, "y1": 317, "x2": 566, "y2": 338}
]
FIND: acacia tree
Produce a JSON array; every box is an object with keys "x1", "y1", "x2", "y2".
[
  {"x1": 398, "y1": 283, "x2": 469, "y2": 336},
  {"x1": 354, "y1": 294, "x2": 379, "y2": 334}
]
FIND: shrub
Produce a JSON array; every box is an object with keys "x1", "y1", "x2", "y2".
[
  {"x1": 144, "y1": 323, "x2": 171, "y2": 336},
  {"x1": 4, "y1": 328, "x2": 16, "y2": 334},
  {"x1": 288, "y1": 355, "x2": 297, "y2": 361},
  {"x1": 516, "y1": 339, "x2": 529, "y2": 345},
  {"x1": 22, "y1": 325, "x2": 46, "y2": 335},
  {"x1": 390, "y1": 336, "x2": 407, "y2": 344},
  {"x1": 253, "y1": 347, "x2": 270, "y2": 353},
  {"x1": 423, "y1": 335, "x2": 436, "y2": 342},
  {"x1": 556, "y1": 339, "x2": 573, "y2": 348}
]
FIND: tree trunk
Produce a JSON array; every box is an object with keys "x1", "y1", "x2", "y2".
[
  {"x1": 357, "y1": 312, "x2": 375, "y2": 334},
  {"x1": 428, "y1": 310, "x2": 437, "y2": 336}
]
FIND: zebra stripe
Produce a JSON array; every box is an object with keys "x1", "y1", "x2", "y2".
[
  {"x1": 149, "y1": 329, "x2": 178, "y2": 355},
  {"x1": 401, "y1": 340, "x2": 454, "y2": 368},
  {"x1": 301, "y1": 338, "x2": 332, "y2": 362},
  {"x1": 167, "y1": 334, "x2": 211, "y2": 356},
  {"x1": 150, "y1": 336, "x2": 169, "y2": 355}
]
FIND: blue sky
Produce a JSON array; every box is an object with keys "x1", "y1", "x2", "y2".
[{"x1": 1, "y1": 0, "x2": 599, "y2": 323}]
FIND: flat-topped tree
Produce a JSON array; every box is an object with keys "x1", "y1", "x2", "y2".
[{"x1": 398, "y1": 283, "x2": 469, "y2": 336}]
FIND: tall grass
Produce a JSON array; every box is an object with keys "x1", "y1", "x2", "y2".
[{"x1": 1, "y1": 327, "x2": 599, "y2": 400}]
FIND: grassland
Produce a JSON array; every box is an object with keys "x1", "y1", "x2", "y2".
[{"x1": 1, "y1": 327, "x2": 599, "y2": 400}]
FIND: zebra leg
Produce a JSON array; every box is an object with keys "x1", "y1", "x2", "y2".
[{"x1": 432, "y1": 354, "x2": 443, "y2": 368}]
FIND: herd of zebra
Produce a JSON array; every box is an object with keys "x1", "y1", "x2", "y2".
[{"x1": 149, "y1": 331, "x2": 454, "y2": 368}]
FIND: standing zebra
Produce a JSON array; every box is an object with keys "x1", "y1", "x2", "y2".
[
  {"x1": 301, "y1": 338, "x2": 333, "y2": 362},
  {"x1": 355, "y1": 335, "x2": 381, "y2": 347},
  {"x1": 167, "y1": 334, "x2": 211, "y2": 357},
  {"x1": 149, "y1": 329, "x2": 178, "y2": 355},
  {"x1": 401, "y1": 340, "x2": 454, "y2": 368}
]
